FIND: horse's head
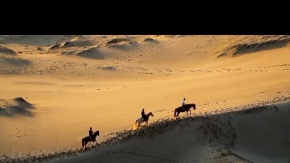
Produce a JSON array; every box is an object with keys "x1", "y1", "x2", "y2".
[
  {"x1": 192, "y1": 104, "x2": 196, "y2": 110},
  {"x1": 147, "y1": 112, "x2": 154, "y2": 117},
  {"x1": 95, "y1": 130, "x2": 100, "y2": 136},
  {"x1": 187, "y1": 103, "x2": 196, "y2": 110}
]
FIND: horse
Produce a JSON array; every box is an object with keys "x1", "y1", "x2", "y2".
[
  {"x1": 174, "y1": 103, "x2": 196, "y2": 119},
  {"x1": 81, "y1": 130, "x2": 100, "y2": 150},
  {"x1": 133, "y1": 112, "x2": 154, "y2": 130}
]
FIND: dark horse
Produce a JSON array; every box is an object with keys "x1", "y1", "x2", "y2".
[
  {"x1": 174, "y1": 103, "x2": 196, "y2": 119},
  {"x1": 82, "y1": 130, "x2": 100, "y2": 149}
]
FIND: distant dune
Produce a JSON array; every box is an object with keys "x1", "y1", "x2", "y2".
[
  {"x1": 106, "y1": 38, "x2": 138, "y2": 50},
  {"x1": 143, "y1": 38, "x2": 158, "y2": 43},
  {"x1": 0, "y1": 35, "x2": 75, "y2": 46},
  {"x1": 0, "y1": 97, "x2": 35, "y2": 117},
  {"x1": 76, "y1": 47, "x2": 104, "y2": 59},
  {"x1": 51, "y1": 36, "x2": 97, "y2": 49},
  {"x1": 0, "y1": 56, "x2": 30, "y2": 65},
  {"x1": 62, "y1": 40, "x2": 95, "y2": 48},
  {"x1": 0, "y1": 55, "x2": 31, "y2": 70},
  {"x1": 215, "y1": 35, "x2": 290, "y2": 58},
  {"x1": 0, "y1": 45, "x2": 17, "y2": 55},
  {"x1": 50, "y1": 43, "x2": 63, "y2": 50},
  {"x1": 98, "y1": 66, "x2": 116, "y2": 71}
]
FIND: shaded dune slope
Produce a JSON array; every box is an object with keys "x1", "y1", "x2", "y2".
[
  {"x1": 215, "y1": 35, "x2": 290, "y2": 58},
  {"x1": 2, "y1": 102, "x2": 289, "y2": 163}
]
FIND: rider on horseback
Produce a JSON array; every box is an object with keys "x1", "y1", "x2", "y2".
[
  {"x1": 89, "y1": 127, "x2": 93, "y2": 140},
  {"x1": 141, "y1": 108, "x2": 147, "y2": 121},
  {"x1": 181, "y1": 98, "x2": 186, "y2": 111}
]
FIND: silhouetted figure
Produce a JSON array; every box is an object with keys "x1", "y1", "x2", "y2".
[
  {"x1": 89, "y1": 127, "x2": 93, "y2": 140},
  {"x1": 181, "y1": 98, "x2": 186, "y2": 111},
  {"x1": 141, "y1": 108, "x2": 147, "y2": 121}
]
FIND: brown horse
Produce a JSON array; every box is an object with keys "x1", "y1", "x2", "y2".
[
  {"x1": 174, "y1": 103, "x2": 196, "y2": 119},
  {"x1": 82, "y1": 130, "x2": 100, "y2": 150}
]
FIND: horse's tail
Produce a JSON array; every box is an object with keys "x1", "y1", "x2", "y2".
[
  {"x1": 133, "y1": 123, "x2": 136, "y2": 130},
  {"x1": 133, "y1": 120, "x2": 138, "y2": 130},
  {"x1": 174, "y1": 109, "x2": 177, "y2": 117},
  {"x1": 81, "y1": 138, "x2": 84, "y2": 147},
  {"x1": 134, "y1": 120, "x2": 137, "y2": 126}
]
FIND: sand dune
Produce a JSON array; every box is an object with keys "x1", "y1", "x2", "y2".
[
  {"x1": 0, "y1": 97, "x2": 35, "y2": 117},
  {"x1": 62, "y1": 36, "x2": 96, "y2": 48},
  {"x1": 0, "y1": 45, "x2": 17, "y2": 55},
  {"x1": 0, "y1": 56, "x2": 31, "y2": 69},
  {"x1": 0, "y1": 35, "x2": 75, "y2": 46},
  {"x1": 76, "y1": 47, "x2": 104, "y2": 59},
  {"x1": 106, "y1": 37, "x2": 138, "y2": 50},
  {"x1": 1, "y1": 35, "x2": 290, "y2": 163},
  {"x1": 50, "y1": 36, "x2": 97, "y2": 49},
  {"x1": 143, "y1": 37, "x2": 159, "y2": 44},
  {"x1": 2, "y1": 102, "x2": 289, "y2": 163},
  {"x1": 231, "y1": 103, "x2": 290, "y2": 163},
  {"x1": 214, "y1": 35, "x2": 290, "y2": 58}
]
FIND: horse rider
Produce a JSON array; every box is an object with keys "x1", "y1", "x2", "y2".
[
  {"x1": 89, "y1": 127, "x2": 93, "y2": 140},
  {"x1": 141, "y1": 108, "x2": 147, "y2": 121},
  {"x1": 181, "y1": 98, "x2": 186, "y2": 111}
]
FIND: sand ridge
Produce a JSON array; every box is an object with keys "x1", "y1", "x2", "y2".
[{"x1": 1, "y1": 99, "x2": 289, "y2": 163}]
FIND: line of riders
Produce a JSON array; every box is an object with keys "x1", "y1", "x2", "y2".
[{"x1": 87, "y1": 98, "x2": 187, "y2": 140}]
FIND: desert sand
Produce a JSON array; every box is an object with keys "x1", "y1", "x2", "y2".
[{"x1": 0, "y1": 35, "x2": 290, "y2": 163}]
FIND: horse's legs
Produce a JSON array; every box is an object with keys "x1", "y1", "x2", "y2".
[
  {"x1": 83, "y1": 141, "x2": 87, "y2": 150},
  {"x1": 176, "y1": 112, "x2": 180, "y2": 119},
  {"x1": 82, "y1": 139, "x2": 84, "y2": 148},
  {"x1": 93, "y1": 138, "x2": 97, "y2": 147},
  {"x1": 186, "y1": 111, "x2": 191, "y2": 116}
]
